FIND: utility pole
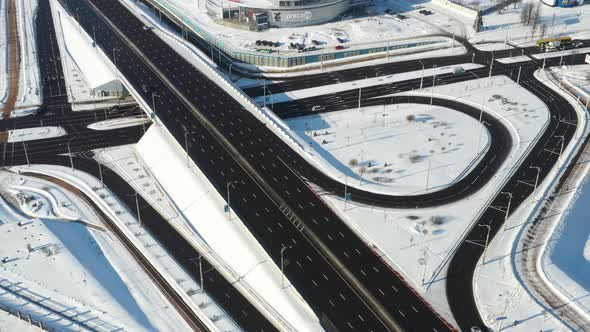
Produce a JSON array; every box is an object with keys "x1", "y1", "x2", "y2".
[
  {"x1": 478, "y1": 224, "x2": 491, "y2": 264},
  {"x1": 501, "y1": 191, "x2": 512, "y2": 231},
  {"x1": 516, "y1": 66, "x2": 522, "y2": 85},
  {"x1": 281, "y1": 245, "x2": 292, "y2": 288}
]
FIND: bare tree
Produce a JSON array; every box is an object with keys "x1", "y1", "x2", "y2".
[
  {"x1": 512, "y1": 0, "x2": 522, "y2": 9},
  {"x1": 349, "y1": 158, "x2": 359, "y2": 167},
  {"x1": 530, "y1": 1, "x2": 542, "y2": 38},
  {"x1": 539, "y1": 23, "x2": 547, "y2": 40},
  {"x1": 519, "y1": 3, "x2": 531, "y2": 25}
]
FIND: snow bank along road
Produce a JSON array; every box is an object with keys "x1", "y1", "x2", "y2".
[{"x1": 65, "y1": 0, "x2": 458, "y2": 330}]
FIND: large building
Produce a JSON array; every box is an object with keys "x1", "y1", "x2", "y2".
[{"x1": 205, "y1": 0, "x2": 368, "y2": 28}]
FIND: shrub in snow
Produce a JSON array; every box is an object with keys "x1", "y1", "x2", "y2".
[
  {"x1": 409, "y1": 154, "x2": 422, "y2": 163},
  {"x1": 406, "y1": 114, "x2": 416, "y2": 122},
  {"x1": 349, "y1": 158, "x2": 359, "y2": 167},
  {"x1": 430, "y1": 215, "x2": 445, "y2": 226}
]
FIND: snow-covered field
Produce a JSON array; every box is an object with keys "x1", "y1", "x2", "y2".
[
  {"x1": 292, "y1": 74, "x2": 550, "y2": 323},
  {"x1": 287, "y1": 103, "x2": 490, "y2": 195},
  {"x1": 6, "y1": 126, "x2": 66, "y2": 142},
  {"x1": 0, "y1": 171, "x2": 191, "y2": 332}
]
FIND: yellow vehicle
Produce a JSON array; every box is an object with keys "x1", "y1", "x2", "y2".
[{"x1": 536, "y1": 36, "x2": 572, "y2": 50}]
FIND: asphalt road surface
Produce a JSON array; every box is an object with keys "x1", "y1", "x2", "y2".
[
  {"x1": 64, "y1": 0, "x2": 460, "y2": 330},
  {"x1": 31, "y1": 0, "x2": 590, "y2": 330}
]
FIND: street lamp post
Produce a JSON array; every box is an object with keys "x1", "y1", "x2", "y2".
[
  {"x1": 226, "y1": 180, "x2": 237, "y2": 221},
  {"x1": 97, "y1": 160, "x2": 103, "y2": 186},
  {"x1": 516, "y1": 66, "x2": 522, "y2": 85},
  {"x1": 430, "y1": 65, "x2": 437, "y2": 106},
  {"x1": 151, "y1": 92, "x2": 160, "y2": 125},
  {"x1": 478, "y1": 224, "x2": 491, "y2": 264},
  {"x1": 280, "y1": 245, "x2": 292, "y2": 288},
  {"x1": 419, "y1": 60, "x2": 425, "y2": 90},
  {"x1": 184, "y1": 130, "x2": 196, "y2": 168},
  {"x1": 500, "y1": 191, "x2": 512, "y2": 231},
  {"x1": 530, "y1": 166, "x2": 541, "y2": 192},
  {"x1": 22, "y1": 142, "x2": 30, "y2": 166},
  {"x1": 112, "y1": 48, "x2": 121, "y2": 106},
  {"x1": 358, "y1": 87, "x2": 362, "y2": 111},
  {"x1": 67, "y1": 136, "x2": 76, "y2": 170},
  {"x1": 556, "y1": 135, "x2": 565, "y2": 158},
  {"x1": 134, "y1": 192, "x2": 142, "y2": 228},
  {"x1": 488, "y1": 53, "x2": 494, "y2": 78}
]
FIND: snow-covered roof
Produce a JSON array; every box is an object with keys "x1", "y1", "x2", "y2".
[{"x1": 57, "y1": 9, "x2": 119, "y2": 91}]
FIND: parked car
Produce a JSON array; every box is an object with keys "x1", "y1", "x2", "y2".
[
  {"x1": 335, "y1": 45, "x2": 346, "y2": 50},
  {"x1": 572, "y1": 39, "x2": 584, "y2": 48}
]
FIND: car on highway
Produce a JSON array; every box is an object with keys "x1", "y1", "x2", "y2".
[{"x1": 312, "y1": 105, "x2": 324, "y2": 112}]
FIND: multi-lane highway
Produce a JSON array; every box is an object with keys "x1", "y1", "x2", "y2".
[
  {"x1": 252, "y1": 42, "x2": 586, "y2": 330},
  {"x1": 14, "y1": 0, "x2": 589, "y2": 330},
  {"x1": 62, "y1": 0, "x2": 463, "y2": 330}
]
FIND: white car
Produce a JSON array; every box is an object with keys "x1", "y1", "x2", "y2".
[{"x1": 312, "y1": 105, "x2": 324, "y2": 112}]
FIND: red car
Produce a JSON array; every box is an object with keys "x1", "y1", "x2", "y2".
[{"x1": 335, "y1": 45, "x2": 346, "y2": 50}]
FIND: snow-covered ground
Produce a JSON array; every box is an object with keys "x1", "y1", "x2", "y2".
[
  {"x1": 0, "y1": 310, "x2": 45, "y2": 332},
  {"x1": 293, "y1": 74, "x2": 550, "y2": 323},
  {"x1": 287, "y1": 103, "x2": 490, "y2": 195},
  {"x1": 553, "y1": 63, "x2": 590, "y2": 99},
  {"x1": 6, "y1": 126, "x2": 66, "y2": 143},
  {"x1": 473, "y1": 68, "x2": 588, "y2": 332},
  {"x1": 0, "y1": 171, "x2": 192, "y2": 332},
  {"x1": 136, "y1": 124, "x2": 324, "y2": 332},
  {"x1": 87, "y1": 116, "x2": 150, "y2": 131},
  {"x1": 15, "y1": 0, "x2": 41, "y2": 111}
]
